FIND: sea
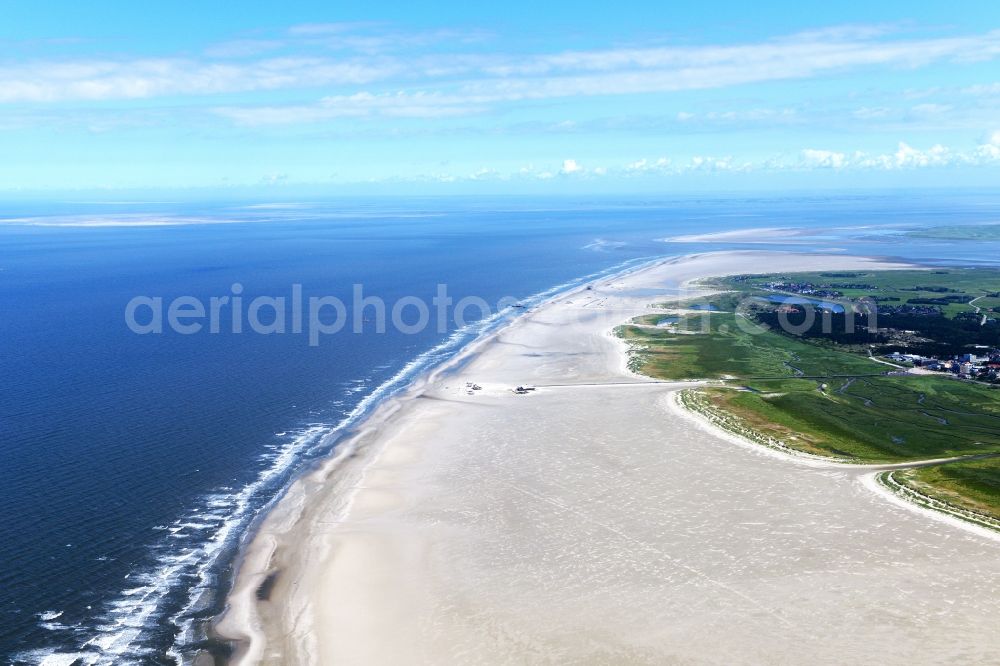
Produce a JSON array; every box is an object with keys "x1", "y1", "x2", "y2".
[{"x1": 2, "y1": 191, "x2": 1000, "y2": 664}]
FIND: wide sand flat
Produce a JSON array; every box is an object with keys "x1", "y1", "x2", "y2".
[{"x1": 218, "y1": 251, "x2": 1000, "y2": 665}]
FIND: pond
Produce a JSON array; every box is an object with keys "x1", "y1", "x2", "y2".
[{"x1": 761, "y1": 294, "x2": 845, "y2": 313}]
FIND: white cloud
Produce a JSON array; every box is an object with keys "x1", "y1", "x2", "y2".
[
  {"x1": 974, "y1": 131, "x2": 1000, "y2": 160},
  {"x1": 480, "y1": 28, "x2": 1000, "y2": 81},
  {"x1": 688, "y1": 156, "x2": 745, "y2": 172},
  {"x1": 801, "y1": 148, "x2": 848, "y2": 168},
  {"x1": 469, "y1": 167, "x2": 501, "y2": 180},
  {"x1": 853, "y1": 106, "x2": 891, "y2": 119},
  {"x1": 911, "y1": 103, "x2": 952, "y2": 115},
  {"x1": 627, "y1": 139, "x2": 998, "y2": 177},
  {"x1": 854, "y1": 142, "x2": 953, "y2": 169},
  {"x1": 3, "y1": 26, "x2": 1000, "y2": 109},
  {"x1": 962, "y1": 82, "x2": 1000, "y2": 96},
  {"x1": 202, "y1": 25, "x2": 1000, "y2": 128},
  {"x1": 560, "y1": 159, "x2": 583, "y2": 175},
  {"x1": 671, "y1": 108, "x2": 798, "y2": 125},
  {"x1": 777, "y1": 23, "x2": 900, "y2": 42},
  {"x1": 0, "y1": 57, "x2": 399, "y2": 103},
  {"x1": 796, "y1": 140, "x2": 1000, "y2": 171},
  {"x1": 260, "y1": 172, "x2": 289, "y2": 185},
  {"x1": 897, "y1": 141, "x2": 947, "y2": 166},
  {"x1": 284, "y1": 22, "x2": 490, "y2": 53},
  {"x1": 203, "y1": 39, "x2": 284, "y2": 59},
  {"x1": 258, "y1": 140, "x2": 1000, "y2": 187},
  {"x1": 214, "y1": 91, "x2": 490, "y2": 125},
  {"x1": 626, "y1": 157, "x2": 671, "y2": 173},
  {"x1": 287, "y1": 22, "x2": 375, "y2": 36}
]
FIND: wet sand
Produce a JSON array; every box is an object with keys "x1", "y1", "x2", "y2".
[{"x1": 217, "y1": 251, "x2": 1000, "y2": 665}]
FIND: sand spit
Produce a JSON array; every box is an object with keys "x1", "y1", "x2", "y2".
[{"x1": 217, "y1": 251, "x2": 1000, "y2": 666}]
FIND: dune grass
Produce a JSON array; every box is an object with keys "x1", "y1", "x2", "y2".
[
  {"x1": 621, "y1": 289, "x2": 1000, "y2": 521},
  {"x1": 702, "y1": 376, "x2": 1000, "y2": 462},
  {"x1": 894, "y1": 458, "x2": 1000, "y2": 523},
  {"x1": 620, "y1": 295, "x2": 1000, "y2": 462},
  {"x1": 617, "y1": 300, "x2": 876, "y2": 381}
]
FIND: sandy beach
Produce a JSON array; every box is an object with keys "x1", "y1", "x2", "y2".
[{"x1": 216, "y1": 251, "x2": 1000, "y2": 665}]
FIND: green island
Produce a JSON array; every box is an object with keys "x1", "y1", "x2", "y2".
[{"x1": 617, "y1": 268, "x2": 1000, "y2": 527}]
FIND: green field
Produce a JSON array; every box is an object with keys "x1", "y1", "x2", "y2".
[
  {"x1": 894, "y1": 457, "x2": 1000, "y2": 523},
  {"x1": 718, "y1": 268, "x2": 1000, "y2": 318},
  {"x1": 619, "y1": 297, "x2": 1000, "y2": 462},
  {"x1": 701, "y1": 377, "x2": 1000, "y2": 461},
  {"x1": 621, "y1": 287, "x2": 1000, "y2": 522},
  {"x1": 618, "y1": 297, "x2": 876, "y2": 381}
]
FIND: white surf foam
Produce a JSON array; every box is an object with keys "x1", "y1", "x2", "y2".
[{"x1": 18, "y1": 256, "x2": 660, "y2": 665}]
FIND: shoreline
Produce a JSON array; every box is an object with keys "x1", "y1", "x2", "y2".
[
  {"x1": 215, "y1": 250, "x2": 1000, "y2": 665},
  {"x1": 210, "y1": 252, "x2": 678, "y2": 662},
  {"x1": 671, "y1": 388, "x2": 1000, "y2": 540}
]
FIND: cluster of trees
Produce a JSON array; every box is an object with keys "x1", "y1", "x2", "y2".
[
  {"x1": 905, "y1": 295, "x2": 969, "y2": 305},
  {"x1": 754, "y1": 310, "x2": 886, "y2": 346},
  {"x1": 754, "y1": 307, "x2": 1000, "y2": 357}
]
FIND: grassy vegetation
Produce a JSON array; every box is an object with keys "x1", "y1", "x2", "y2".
[
  {"x1": 617, "y1": 295, "x2": 876, "y2": 381},
  {"x1": 721, "y1": 268, "x2": 1000, "y2": 318},
  {"x1": 893, "y1": 458, "x2": 1000, "y2": 528},
  {"x1": 621, "y1": 289, "x2": 1000, "y2": 521},
  {"x1": 700, "y1": 377, "x2": 1000, "y2": 462},
  {"x1": 974, "y1": 296, "x2": 1000, "y2": 311}
]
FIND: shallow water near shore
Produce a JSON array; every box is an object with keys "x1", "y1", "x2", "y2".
[{"x1": 3, "y1": 192, "x2": 1000, "y2": 664}]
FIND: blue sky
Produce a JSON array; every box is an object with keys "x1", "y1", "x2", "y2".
[{"x1": 2, "y1": 1, "x2": 1000, "y2": 194}]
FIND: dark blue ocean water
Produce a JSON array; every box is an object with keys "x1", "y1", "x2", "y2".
[{"x1": 2, "y1": 192, "x2": 1000, "y2": 664}]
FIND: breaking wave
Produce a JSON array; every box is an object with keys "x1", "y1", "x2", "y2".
[{"x1": 17, "y1": 256, "x2": 657, "y2": 665}]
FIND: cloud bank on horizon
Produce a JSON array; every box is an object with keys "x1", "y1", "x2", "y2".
[{"x1": 2, "y1": 3, "x2": 1000, "y2": 193}]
